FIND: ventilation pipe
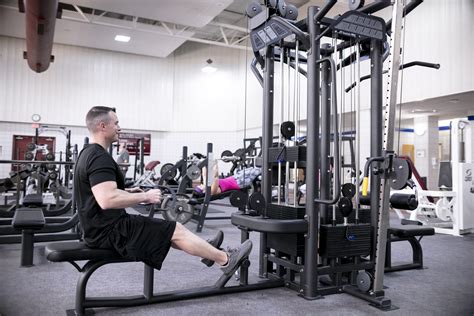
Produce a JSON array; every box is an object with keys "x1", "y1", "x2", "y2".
[{"x1": 22, "y1": 0, "x2": 59, "y2": 73}]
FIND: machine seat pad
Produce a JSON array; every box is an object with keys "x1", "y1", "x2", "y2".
[
  {"x1": 231, "y1": 213, "x2": 307, "y2": 233},
  {"x1": 12, "y1": 207, "x2": 45, "y2": 229},
  {"x1": 389, "y1": 225, "x2": 435, "y2": 238},
  {"x1": 45, "y1": 241, "x2": 125, "y2": 262},
  {"x1": 22, "y1": 194, "x2": 43, "y2": 207}
]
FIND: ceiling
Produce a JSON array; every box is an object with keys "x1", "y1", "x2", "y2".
[{"x1": 0, "y1": 0, "x2": 471, "y2": 121}]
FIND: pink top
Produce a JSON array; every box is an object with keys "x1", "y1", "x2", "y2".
[{"x1": 218, "y1": 177, "x2": 240, "y2": 192}]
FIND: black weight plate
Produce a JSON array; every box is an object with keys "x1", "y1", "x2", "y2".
[
  {"x1": 46, "y1": 164, "x2": 56, "y2": 171},
  {"x1": 390, "y1": 158, "x2": 412, "y2": 190},
  {"x1": 230, "y1": 191, "x2": 248, "y2": 208},
  {"x1": 24, "y1": 152, "x2": 34, "y2": 160},
  {"x1": 186, "y1": 165, "x2": 201, "y2": 180},
  {"x1": 248, "y1": 192, "x2": 266, "y2": 213},
  {"x1": 26, "y1": 143, "x2": 36, "y2": 151},
  {"x1": 356, "y1": 271, "x2": 372, "y2": 293},
  {"x1": 341, "y1": 183, "x2": 356, "y2": 198},
  {"x1": 48, "y1": 172, "x2": 58, "y2": 180},
  {"x1": 221, "y1": 150, "x2": 233, "y2": 158},
  {"x1": 280, "y1": 121, "x2": 295, "y2": 140},
  {"x1": 348, "y1": 0, "x2": 365, "y2": 10},
  {"x1": 338, "y1": 196, "x2": 353, "y2": 218},
  {"x1": 246, "y1": 1, "x2": 262, "y2": 18},
  {"x1": 45, "y1": 153, "x2": 55, "y2": 161},
  {"x1": 160, "y1": 163, "x2": 177, "y2": 180}
]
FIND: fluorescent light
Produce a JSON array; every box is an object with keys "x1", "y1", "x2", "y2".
[
  {"x1": 201, "y1": 58, "x2": 218, "y2": 73},
  {"x1": 202, "y1": 65, "x2": 218, "y2": 73},
  {"x1": 114, "y1": 35, "x2": 130, "y2": 42}
]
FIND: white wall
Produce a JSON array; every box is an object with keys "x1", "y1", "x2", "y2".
[{"x1": 0, "y1": 37, "x2": 174, "y2": 131}]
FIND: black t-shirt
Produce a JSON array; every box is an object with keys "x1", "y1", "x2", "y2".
[{"x1": 74, "y1": 143, "x2": 127, "y2": 246}]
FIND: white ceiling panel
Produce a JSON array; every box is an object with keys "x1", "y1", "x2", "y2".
[
  {"x1": 61, "y1": 0, "x2": 233, "y2": 28},
  {"x1": 0, "y1": 7, "x2": 194, "y2": 58}
]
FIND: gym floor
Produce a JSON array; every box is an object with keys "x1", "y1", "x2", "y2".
[{"x1": 0, "y1": 203, "x2": 473, "y2": 315}]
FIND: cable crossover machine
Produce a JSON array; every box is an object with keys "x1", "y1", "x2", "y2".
[{"x1": 230, "y1": 0, "x2": 438, "y2": 310}]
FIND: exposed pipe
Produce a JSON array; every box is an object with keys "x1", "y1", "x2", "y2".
[{"x1": 24, "y1": 0, "x2": 58, "y2": 73}]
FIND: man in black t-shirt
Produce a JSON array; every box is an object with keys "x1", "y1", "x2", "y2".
[{"x1": 75, "y1": 106, "x2": 251, "y2": 272}]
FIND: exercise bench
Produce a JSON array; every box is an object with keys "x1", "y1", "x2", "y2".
[
  {"x1": 12, "y1": 207, "x2": 45, "y2": 266},
  {"x1": 385, "y1": 225, "x2": 435, "y2": 273},
  {"x1": 45, "y1": 240, "x2": 282, "y2": 315}
]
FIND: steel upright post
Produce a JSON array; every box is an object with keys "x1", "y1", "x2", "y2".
[
  {"x1": 304, "y1": 6, "x2": 321, "y2": 299},
  {"x1": 259, "y1": 45, "x2": 274, "y2": 276}
]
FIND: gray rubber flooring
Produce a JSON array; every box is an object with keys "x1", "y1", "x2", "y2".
[{"x1": 0, "y1": 204, "x2": 473, "y2": 316}]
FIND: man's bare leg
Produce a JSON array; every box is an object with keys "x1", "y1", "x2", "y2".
[{"x1": 170, "y1": 223, "x2": 227, "y2": 265}]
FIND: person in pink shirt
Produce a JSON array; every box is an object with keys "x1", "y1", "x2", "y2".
[{"x1": 194, "y1": 165, "x2": 261, "y2": 196}]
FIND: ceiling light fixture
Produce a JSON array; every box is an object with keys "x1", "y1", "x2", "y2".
[
  {"x1": 448, "y1": 98, "x2": 459, "y2": 103},
  {"x1": 410, "y1": 109, "x2": 438, "y2": 114},
  {"x1": 201, "y1": 59, "x2": 217, "y2": 73},
  {"x1": 114, "y1": 35, "x2": 131, "y2": 42}
]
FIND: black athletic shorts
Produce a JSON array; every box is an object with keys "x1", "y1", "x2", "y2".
[{"x1": 100, "y1": 214, "x2": 176, "y2": 270}]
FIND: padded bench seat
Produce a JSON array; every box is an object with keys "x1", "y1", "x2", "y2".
[
  {"x1": 12, "y1": 207, "x2": 45, "y2": 267},
  {"x1": 231, "y1": 213, "x2": 307, "y2": 234},
  {"x1": 389, "y1": 226, "x2": 434, "y2": 238},
  {"x1": 45, "y1": 241, "x2": 124, "y2": 262},
  {"x1": 385, "y1": 225, "x2": 435, "y2": 273},
  {"x1": 22, "y1": 194, "x2": 44, "y2": 207},
  {"x1": 12, "y1": 207, "x2": 46, "y2": 229}
]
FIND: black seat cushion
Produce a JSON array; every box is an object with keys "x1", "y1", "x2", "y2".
[
  {"x1": 45, "y1": 241, "x2": 125, "y2": 262},
  {"x1": 389, "y1": 225, "x2": 435, "y2": 237},
  {"x1": 12, "y1": 208, "x2": 45, "y2": 229},
  {"x1": 22, "y1": 194, "x2": 43, "y2": 207},
  {"x1": 231, "y1": 213, "x2": 307, "y2": 233}
]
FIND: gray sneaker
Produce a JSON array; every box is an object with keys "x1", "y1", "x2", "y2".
[
  {"x1": 220, "y1": 239, "x2": 253, "y2": 275},
  {"x1": 201, "y1": 230, "x2": 224, "y2": 267}
]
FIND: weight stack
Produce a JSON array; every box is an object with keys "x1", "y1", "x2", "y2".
[
  {"x1": 319, "y1": 224, "x2": 372, "y2": 258},
  {"x1": 267, "y1": 203, "x2": 306, "y2": 219},
  {"x1": 334, "y1": 208, "x2": 372, "y2": 224},
  {"x1": 268, "y1": 232, "x2": 305, "y2": 257},
  {"x1": 268, "y1": 146, "x2": 306, "y2": 163}
]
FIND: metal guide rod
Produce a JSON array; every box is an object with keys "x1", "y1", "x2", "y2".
[
  {"x1": 355, "y1": 40, "x2": 361, "y2": 218},
  {"x1": 373, "y1": 0, "x2": 404, "y2": 293},
  {"x1": 278, "y1": 47, "x2": 285, "y2": 204},
  {"x1": 293, "y1": 41, "x2": 300, "y2": 206}
]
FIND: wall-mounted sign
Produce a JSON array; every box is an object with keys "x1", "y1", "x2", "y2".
[{"x1": 119, "y1": 133, "x2": 151, "y2": 156}]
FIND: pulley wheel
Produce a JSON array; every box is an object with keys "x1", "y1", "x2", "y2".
[
  {"x1": 280, "y1": 121, "x2": 295, "y2": 140},
  {"x1": 277, "y1": 0, "x2": 287, "y2": 16},
  {"x1": 268, "y1": 0, "x2": 278, "y2": 8},
  {"x1": 390, "y1": 158, "x2": 412, "y2": 190},
  {"x1": 230, "y1": 190, "x2": 248, "y2": 209},
  {"x1": 341, "y1": 183, "x2": 356, "y2": 198},
  {"x1": 356, "y1": 270, "x2": 372, "y2": 293},
  {"x1": 338, "y1": 196, "x2": 353, "y2": 218},
  {"x1": 24, "y1": 152, "x2": 34, "y2": 160},
  {"x1": 283, "y1": 4, "x2": 298, "y2": 20},
  {"x1": 160, "y1": 163, "x2": 177, "y2": 180},
  {"x1": 348, "y1": 0, "x2": 365, "y2": 10},
  {"x1": 186, "y1": 165, "x2": 201, "y2": 180},
  {"x1": 248, "y1": 192, "x2": 266, "y2": 214},
  {"x1": 246, "y1": 1, "x2": 262, "y2": 18}
]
